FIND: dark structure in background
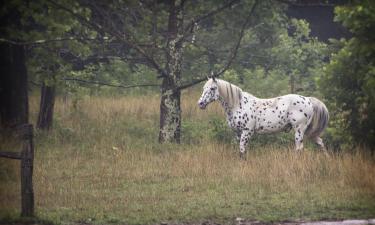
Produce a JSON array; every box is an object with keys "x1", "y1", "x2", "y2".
[
  {"x1": 286, "y1": 0, "x2": 351, "y2": 42},
  {"x1": 0, "y1": 43, "x2": 35, "y2": 218},
  {"x1": 0, "y1": 3, "x2": 35, "y2": 216},
  {"x1": 0, "y1": 43, "x2": 29, "y2": 128}
]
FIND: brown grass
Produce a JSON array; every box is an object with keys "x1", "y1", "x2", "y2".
[{"x1": 1, "y1": 92, "x2": 374, "y2": 224}]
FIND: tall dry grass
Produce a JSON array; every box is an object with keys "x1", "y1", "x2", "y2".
[{"x1": 1, "y1": 91, "x2": 374, "y2": 224}]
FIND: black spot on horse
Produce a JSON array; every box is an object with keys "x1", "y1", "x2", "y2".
[{"x1": 304, "y1": 113, "x2": 308, "y2": 117}]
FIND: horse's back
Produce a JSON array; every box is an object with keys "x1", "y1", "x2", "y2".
[
  {"x1": 251, "y1": 94, "x2": 311, "y2": 133},
  {"x1": 281, "y1": 94, "x2": 314, "y2": 125}
]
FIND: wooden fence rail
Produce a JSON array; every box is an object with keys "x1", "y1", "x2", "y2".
[{"x1": 0, "y1": 123, "x2": 34, "y2": 217}]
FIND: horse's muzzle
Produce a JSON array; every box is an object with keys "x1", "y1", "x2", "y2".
[{"x1": 198, "y1": 101, "x2": 206, "y2": 109}]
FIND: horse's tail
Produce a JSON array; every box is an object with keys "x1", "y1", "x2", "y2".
[{"x1": 305, "y1": 97, "x2": 329, "y2": 138}]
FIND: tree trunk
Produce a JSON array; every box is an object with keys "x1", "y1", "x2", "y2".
[
  {"x1": 0, "y1": 43, "x2": 34, "y2": 218},
  {"x1": 0, "y1": 43, "x2": 29, "y2": 129},
  {"x1": 159, "y1": 78, "x2": 181, "y2": 143},
  {"x1": 37, "y1": 83, "x2": 56, "y2": 130},
  {"x1": 158, "y1": 0, "x2": 183, "y2": 143}
]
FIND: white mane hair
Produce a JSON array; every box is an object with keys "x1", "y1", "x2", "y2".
[{"x1": 208, "y1": 79, "x2": 243, "y2": 109}]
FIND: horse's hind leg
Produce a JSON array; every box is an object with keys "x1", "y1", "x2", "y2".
[
  {"x1": 313, "y1": 136, "x2": 329, "y2": 155},
  {"x1": 313, "y1": 136, "x2": 325, "y2": 149}
]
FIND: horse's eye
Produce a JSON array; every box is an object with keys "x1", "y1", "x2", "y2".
[{"x1": 210, "y1": 87, "x2": 215, "y2": 91}]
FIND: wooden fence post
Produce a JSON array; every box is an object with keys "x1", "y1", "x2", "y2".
[{"x1": 18, "y1": 124, "x2": 34, "y2": 217}]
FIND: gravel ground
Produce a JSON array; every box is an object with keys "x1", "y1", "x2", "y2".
[{"x1": 231, "y1": 218, "x2": 375, "y2": 225}]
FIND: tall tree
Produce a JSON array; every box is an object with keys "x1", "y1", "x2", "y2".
[
  {"x1": 2, "y1": 0, "x2": 96, "y2": 130},
  {"x1": 47, "y1": 0, "x2": 269, "y2": 143},
  {"x1": 320, "y1": 0, "x2": 375, "y2": 148}
]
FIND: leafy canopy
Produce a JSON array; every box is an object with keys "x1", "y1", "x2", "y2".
[{"x1": 320, "y1": 0, "x2": 375, "y2": 148}]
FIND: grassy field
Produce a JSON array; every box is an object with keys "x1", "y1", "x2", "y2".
[{"x1": 0, "y1": 91, "x2": 375, "y2": 225}]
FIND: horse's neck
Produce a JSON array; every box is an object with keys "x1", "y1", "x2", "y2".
[
  {"x1": 219, "y1": 91, "x2": 258, "y2": 117},
  {"x1": 218, "y1": 97, "x2": 234, "y2": 117}
]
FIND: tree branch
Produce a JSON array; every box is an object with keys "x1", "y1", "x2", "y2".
[
  {"x1": 0, "y1": 37, "x2": 107, "y2": 46},
  {"x1": 178, "y1": 0, "x2": 259, "y2": 90},
  {"x1": 46, "y1": 0, "x2": 168, "y2": 78},
  {"x1": 0, "y1": 151, "x2": 22, "y2": 160},
  {"x1": 214, "y1": 0, "x2": 259, "y2": 77},
  {"x1": 63, "y1": 78, "x2": 159, "y2": 89},
  {"x1": 183, "y1": 0, "x2": 240, "y2": 35},
  {"x1": 276, "y1": 0, "x2": 335, "y2": 7}
]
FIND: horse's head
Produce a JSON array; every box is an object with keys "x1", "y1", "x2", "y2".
[{"x1": 198, "y1": 77, "x2": 220, "y2": 109}]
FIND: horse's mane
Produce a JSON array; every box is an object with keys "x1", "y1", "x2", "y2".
[{"x1": 216, "y1": 79, "x2": 243, "y2": 109}]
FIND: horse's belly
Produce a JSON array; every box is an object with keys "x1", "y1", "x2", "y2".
[
  {"x1": 257, "y1": 123, "x2": 288, "y2": 133},
  {"x1": 255, "y1": 115, "x2": 289, "y2": 134}
]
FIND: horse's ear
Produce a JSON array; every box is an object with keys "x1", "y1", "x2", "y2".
[{"x1": 210, "y1": 71, "x2": 217, "y2": 82}]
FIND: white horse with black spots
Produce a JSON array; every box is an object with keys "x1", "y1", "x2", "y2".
[{"x1": 198, "y1": 78, "x2": 329, "y2": 158}]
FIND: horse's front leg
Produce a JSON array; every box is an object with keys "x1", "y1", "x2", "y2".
[
  {"x1": 239, "y1": 129, "x2": 253, "y2": 159},
  {"x1": 235, "y1": 130, "x2": 241, "y2": 142}
]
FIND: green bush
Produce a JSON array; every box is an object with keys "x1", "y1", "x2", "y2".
[{"x1": 208, "y1": 117, "x2": 234, "y2": 143}]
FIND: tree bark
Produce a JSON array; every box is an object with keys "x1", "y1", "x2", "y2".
[
  {"x1": 158, "y1": 0, "x2": 183, "y2": 143},
  {"x1": 19, "y1": 124, "x2": 34, "y2": 217},
  {"x1": 0, "y1": 43, "x2": 29, "y2": 129},
  {"x1": 37, "y1": 83, "x2": 56, "y2": 130},
  {"x1": 159, "y1": 79, "x2": 181, "y2": 143}
]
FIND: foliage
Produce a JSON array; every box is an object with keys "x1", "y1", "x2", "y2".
[
  {"x1": 319, "y1": 0, "x2": 375, "y2": 149},
  {"x1": 269, "y1": 18, "x2": 328, "y2": 94},
  {"x1": 219, "y1": 14, "x2": 328, "y2": 98},
  {"x1": 0, "y1": 0, "x2": 349, "y2": 147},
  {"x1": 208, "y1": 116, "x2": 234, "y2": 144}
]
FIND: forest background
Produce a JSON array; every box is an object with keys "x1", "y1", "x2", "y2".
[{"x1": 0, "y1": 0, "x2": 374, "y2": 224}]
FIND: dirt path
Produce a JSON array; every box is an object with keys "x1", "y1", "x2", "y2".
[{"x1": 231, "y1": 218, "x2": 375, "y2": 225}]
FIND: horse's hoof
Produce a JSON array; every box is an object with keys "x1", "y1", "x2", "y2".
[{"x1": 239, "y1": 152, "x2": 246, "y2": 160}]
